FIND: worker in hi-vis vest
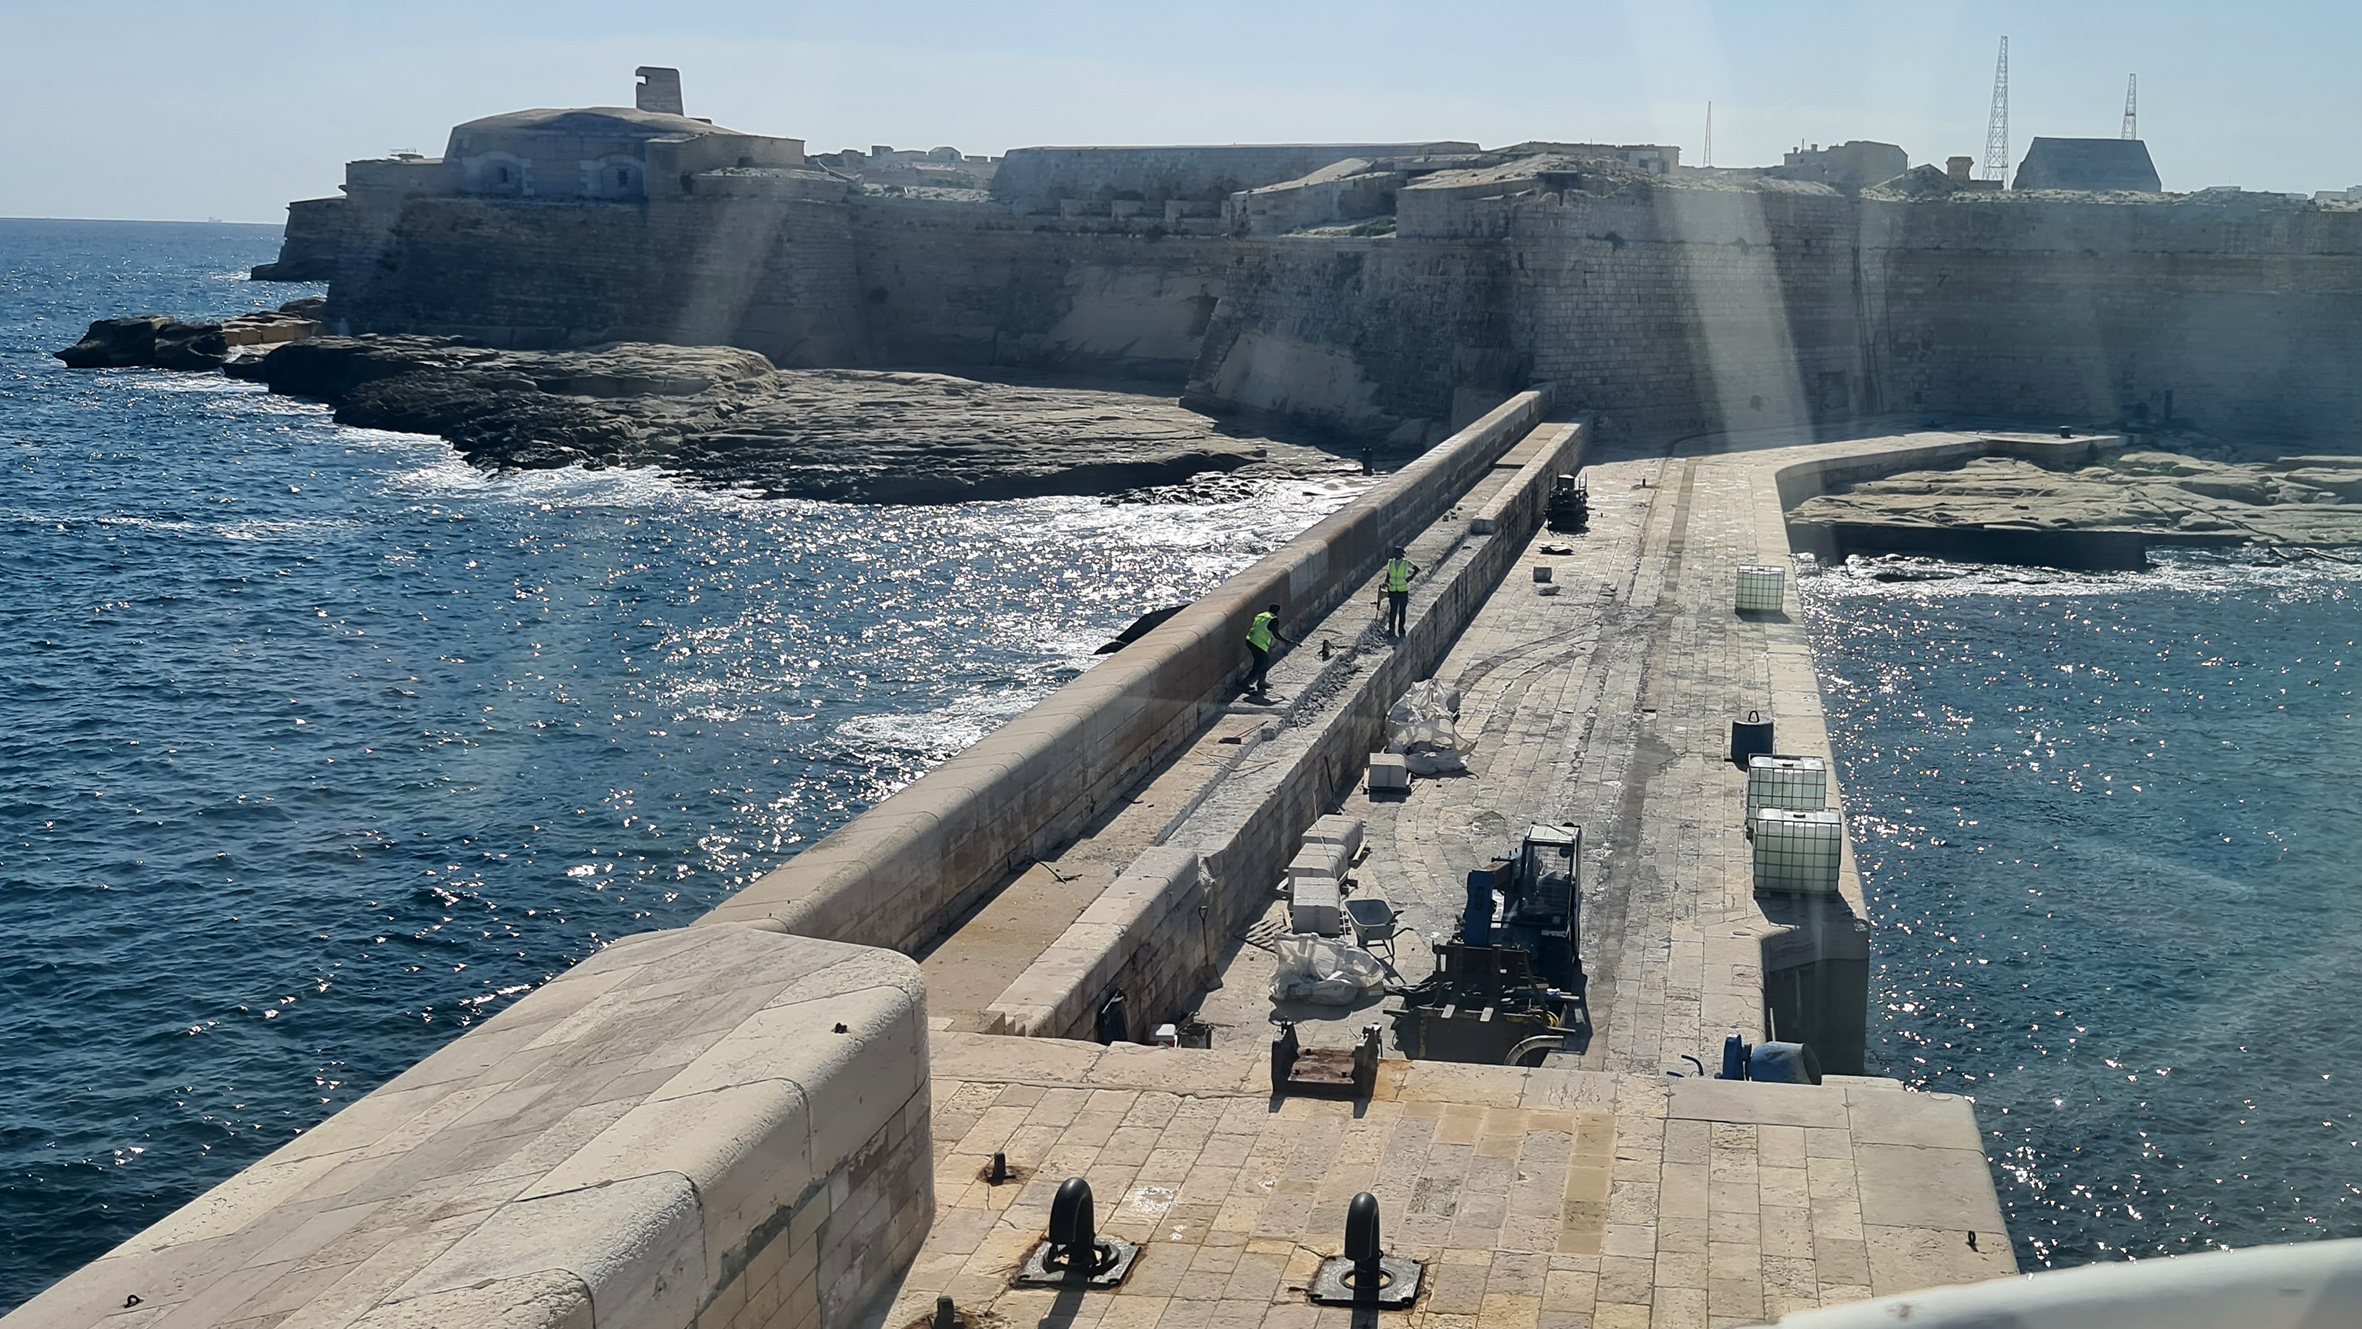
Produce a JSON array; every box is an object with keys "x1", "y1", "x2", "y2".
[
  {"x1": 1381, "y1": 546, "x2": 1421, "y2": 636},
  {"x1": 1244, "y1": 603, "x2": 1293, "y2": 695}
]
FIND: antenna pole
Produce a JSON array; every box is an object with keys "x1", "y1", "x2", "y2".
[
  {"x1": 1983, "y1": 36, "x2": 2010, "y2": 184},
  {"x1": 2121, "y1": 73, "x2": 2138, "y2": 140},
  {"x1": 1705, "y1": 101, "x2": 1713, "y2": 167}
]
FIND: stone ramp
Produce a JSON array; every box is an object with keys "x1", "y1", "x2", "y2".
[{"x1": 892, "y1": 1034, "x2": 2014, "y2": 1328}]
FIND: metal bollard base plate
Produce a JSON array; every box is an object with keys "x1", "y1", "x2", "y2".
[{"x1": 1307, "y1": 1255, "x2": 1423, "y2": 1308}]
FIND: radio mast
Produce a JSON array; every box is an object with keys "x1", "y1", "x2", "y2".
[
  {"x1": 1983, "y1": 37, "x2": 2010, "y2": 183},
  {"x1": 2121, "y1": 74, "x2": 2138, "y2": 139}
]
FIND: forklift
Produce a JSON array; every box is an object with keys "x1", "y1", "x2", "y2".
[
  {"x1": 1391, "y1": 825, "x2": 1588, "y2": 1065},
  {"x1": 1545, "y1": 475, "x2": 1589, "y2": 533}
]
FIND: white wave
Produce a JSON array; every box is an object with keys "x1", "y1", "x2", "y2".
[
  {"x1": 1805, "y1": 549, "x2": 2362, "y2": 604},
  {"x1": 828, "y1": 688, "x2": 1049, "y2": 764}
]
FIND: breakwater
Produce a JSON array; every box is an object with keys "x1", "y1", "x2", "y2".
[
  {"x1": 6, "y1": 411, "x2": 2104, "y2": 1326},
  {"x1": 697, "y1": 390, "x2": 1551, "y2": 955}
]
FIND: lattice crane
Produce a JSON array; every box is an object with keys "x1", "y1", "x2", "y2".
[
  {"x1": 2122, "y1": 74, "x2": 2139, "y2": 140},
  {"x1": 1983, "y1": 37, "x2": 2011, "y2": 183}
]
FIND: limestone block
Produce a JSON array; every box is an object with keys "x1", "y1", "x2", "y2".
[
  {"x1": 1287, "y1": 841, "x2": 1350, "y2": 888},
  {"x1": 395, "y1": 1172, "x2": 704, "y2": 1327},
  {"x1": 1304, "y1": 814, "x2": 1365, "y2": 864},
  {"x1": 1290, "y1": 875, "x2": 1344, "y2": 936},
  {"x1": 1367, "y1": 752, "x2": 1411, "y2": 792},
  {"x1": 521, "y1": 1079, "x2": 814, "y2": 1295},
  {"x1": 350, "y1": 1271, "x2": 593, "y2": 1329}
]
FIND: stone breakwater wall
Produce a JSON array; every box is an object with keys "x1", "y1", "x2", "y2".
[
  {"x1": 2, "y1": 929, "x2": 933, "y2": 1329},
  {"x1": 697, "y1": 390, "x2": 1551, "y2": 956},
  {"x1": 984, "y1": 420, "x2": 1590, "y2": 1040}
]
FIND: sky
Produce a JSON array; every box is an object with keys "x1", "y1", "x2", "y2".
[{"x1": 4, "y1": 0, "x2": 2358, "y2": 222}]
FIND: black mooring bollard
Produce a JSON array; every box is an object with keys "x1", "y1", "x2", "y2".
[
  {"x1": 1345, "y1": 1191, "x2": 1383, "y2": 1291},
  {"x1": 933, "y1": 1295, "x2": 956, "y2": 1329},
  {"x1": 1049, "y1": 1177, "x2": 1098, "y2": 1273},
  {"x1": 989, "y1": 1151, "x2": 1008, "y2": 1185}
]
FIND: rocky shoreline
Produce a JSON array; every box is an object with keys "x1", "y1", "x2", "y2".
[
  {"x1": 53, "y1": 319, "x2": 1332, "y2": 504},
  {"x1": 1791, "y1": 441, "x2": 2362, "y2": 551}
]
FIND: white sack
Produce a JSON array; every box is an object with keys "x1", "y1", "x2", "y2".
[
  {"x1": 1269, "y1": 934, "x2": 1386, "y2": 1005},
  {"x1": 1387, "y1": 679, "x2": 1467, "y2": 774}
]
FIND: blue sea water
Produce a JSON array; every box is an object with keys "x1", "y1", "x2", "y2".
[
  {"x1": 1806, "y1": 553, "x2": 2362, "y2": 1270},
  {"x1": 0, "y1": 219, "x2": 1360, "y2": 1310}
]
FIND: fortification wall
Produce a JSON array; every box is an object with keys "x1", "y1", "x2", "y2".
[
  {"x1": 329, "y1": 196, "x2": 869, "y2": 365},
  {"x1": 1184, "y1": 239, "x2": 1527, "y2": 437},
  {"x1": 851, "y1": 198, "x2": 1229, "y2": 381},
  {"x1": 287, "y1": 171, "x2": 2362, "y2": 444},
  {"x1": 1864, "y1": 198, "x2": 2362, "y2": 438}
]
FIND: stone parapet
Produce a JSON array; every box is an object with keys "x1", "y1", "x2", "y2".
[
  {"x1": 981, "y1": 417, "x2": 1591, "y2": 1037},
  {"x1": 2, "y1": 929, "x2": 932, "y2": 1329},
  {"x1": 698, "y1": 390, "x2": 1551, "y2": 957}
]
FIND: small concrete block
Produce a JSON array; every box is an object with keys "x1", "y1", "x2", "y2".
[
  {"x1": 1532, "y1": 565, "x2": 1554, "y2": 583},
  {"x1": 1289, "y1": 842, "x2": 1351, "y2": 887},
  {"x1": 1367, "y1": 754, "x2": 1411, "y2": 792},
  {"x1": 1290, "y1": 877, "x2": 1344, "y2": 937},
  {"x1": 1304, "y1": 816, "x2": 1365, "y2": 863}
]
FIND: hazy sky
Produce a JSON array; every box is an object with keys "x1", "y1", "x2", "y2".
[{"x1": 5, "y1": 0, "x2": 2355, "y2": 222}]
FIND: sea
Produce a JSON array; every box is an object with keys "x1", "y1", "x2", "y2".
[
  {"x1": 4, "y1": 221, "x2": 2357, "y2": 1310},
  {"x1": 0, "y1": 219, "x2": 1364, "y2": 1310},
  {"x1": 1805, "y1": 552, "x2": 2361, "y2": 1270}
]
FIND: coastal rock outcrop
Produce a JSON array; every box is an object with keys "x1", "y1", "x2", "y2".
[
  {"x1": 54, "y1": 301, "x2": 324, "y2": 371},
  {"x1": 1791, "y1": 448, "x2": 2362, "y2": 548},
  {"x1": 225, "y1": 336, "x2": 1271, "y2": 503}
]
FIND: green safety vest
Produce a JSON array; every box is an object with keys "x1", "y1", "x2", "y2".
[
  {"x1": 1385, "y1": 558, "x2": 1414, "y2": 592},
  {"x1": 1246, "y1": 612, "x2": 1276, "y2": 650}
]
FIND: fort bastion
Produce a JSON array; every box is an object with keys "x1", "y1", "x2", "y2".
[{"x1": 255, "y1": 69, "x2": 2362, "y2": 451}]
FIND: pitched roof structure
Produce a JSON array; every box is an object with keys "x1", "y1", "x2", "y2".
[{"x1": 2013, "y1": 137, "x2": 2162, "y2": 193}]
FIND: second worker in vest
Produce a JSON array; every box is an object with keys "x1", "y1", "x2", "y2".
[
  {"x1": 1244, "y1": 603, "x2": 1297, "y2": 695},
  {"x1": 1381, "y1": 546, "x2": 1421, "y2": 636}
]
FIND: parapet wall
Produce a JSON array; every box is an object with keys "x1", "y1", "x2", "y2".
[
  {"x1": 983, "y1": 420, "x2": 1591, "y2": 1039},
  {"x1": 698, "y1": 390, "x2": 1550, "y2": 956},
  {"x1": 2, "y1": 928, "x2": 933, "y2": 1329}
]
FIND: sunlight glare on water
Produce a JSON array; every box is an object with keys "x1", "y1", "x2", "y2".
[
  {"x1": 0, "y1": 219, "x2": 1363, "y2": 1308},
  {"x1": 1805, "y1": 550, "x2": 2361, "y2": 1270}
]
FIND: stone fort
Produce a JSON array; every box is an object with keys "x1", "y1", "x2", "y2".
[{"x1": 261, "y1": 68, "x2": 2362, "y2": 445}]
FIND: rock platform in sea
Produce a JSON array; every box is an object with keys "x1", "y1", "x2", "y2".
[
  {"x1": 63, "y1": 324, "x2": 1324, "y2": 504},
  {"x1": 1791, "y1": 448, "x2": 2362, "y2": 548}
]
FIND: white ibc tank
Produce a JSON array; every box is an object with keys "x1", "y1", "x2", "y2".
[
  {"x1": 1745, "y1": 755, "x2": 1829, "y2": 817},
  {"x1": 1752, "y1": 808, "x2": 1843, "y2": 892},
  {"x1": 1736, "y1": 564, "x2": 1786, "y2": 612}
]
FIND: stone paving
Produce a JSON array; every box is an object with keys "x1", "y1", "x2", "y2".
[
  {"x1": 1199, "y1": 431, "x2": 1899, "y2": 1076},
  {"x1": 885, "y1": 1033, "x2": 2012, "y2": 1329},
  {"x1": 1199, "y1": 429, "x2": 2095, "y2": 1078}
]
